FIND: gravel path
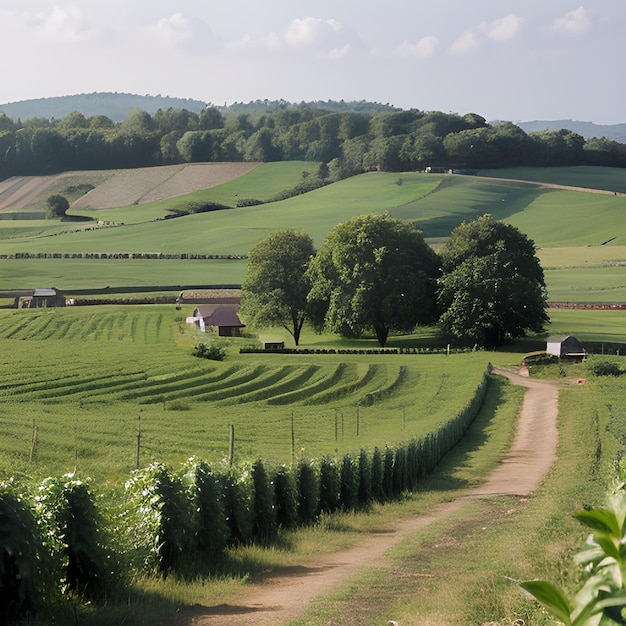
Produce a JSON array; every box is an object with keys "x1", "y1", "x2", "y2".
[{"x1": 178, "y1": 367, "x2": 561, "y2": 626}]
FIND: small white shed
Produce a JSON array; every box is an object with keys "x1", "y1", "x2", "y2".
[{"x1": 546, "y1": 335, "x2": 586, "y2": 358}]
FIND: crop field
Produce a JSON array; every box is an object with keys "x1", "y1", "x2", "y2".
[
  {"x1": 0, "y1": 305, "x2": 490, "y2": 486},
  {"x1": 1, "y1": 164, "x2": 626, "y2": 304}
]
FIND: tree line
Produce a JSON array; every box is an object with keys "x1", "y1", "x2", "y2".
[
  {"x1": 1, "y1": 102, "x2": 626, "y2": 180},
  {"x1": 240, "y1": 214, "x2": 549, "y2": 349}
]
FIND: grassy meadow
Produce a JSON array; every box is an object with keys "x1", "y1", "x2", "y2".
[
  {"x1": 0, "y1": 305, "x2": 491, "y2": 487},
  {"x1": 1, "y1": 164, "x2": 625, "y2": 304}
]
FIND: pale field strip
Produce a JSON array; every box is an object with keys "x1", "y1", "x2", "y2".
[{"x1": 0, "y1": 162, "x2": 263, "y2": 212}]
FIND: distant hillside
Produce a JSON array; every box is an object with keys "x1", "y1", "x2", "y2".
[
  {"x1": 0, "y1": 93, "x2": 209, "y2": 122},
  {"x1": 0, "y1": 93, "x2": 398, "y2": 123},
  {"x1": 517, "y1": 120, "x2": 626, "y2": 143}
]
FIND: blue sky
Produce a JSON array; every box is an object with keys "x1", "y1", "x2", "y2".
[{"x1": 1, "y1": 1, "x2": 624, "y2": 124}]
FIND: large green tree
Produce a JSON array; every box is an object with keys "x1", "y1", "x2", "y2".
[
  {"x1": 307, "y1": 214, "x2": 440, "y2": 347},
  {"x1": 438, "y1": 214, "x2": 549, "y2": 347},
  {"x1": 239, "y1": 230, "x2": 315, "y2": 346}
]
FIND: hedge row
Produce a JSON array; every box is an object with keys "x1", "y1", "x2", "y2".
[
  {"x1": 1, "y1": 372, "x2": 488, "y2": 621},
  {"x1": 5, "y1": 252, "x2": 247, "y2": 260},
  {"x1": 241, "y1": 346, "x2": 481, "y2": 355}
]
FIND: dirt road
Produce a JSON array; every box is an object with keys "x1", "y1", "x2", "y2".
[{"x1": 178, "y1": 367, "x2": 560, "y2": 626}]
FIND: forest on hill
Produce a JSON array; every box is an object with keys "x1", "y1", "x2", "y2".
[{"x1": 1, "y1": 98, "x2": 626, "y2": 181}]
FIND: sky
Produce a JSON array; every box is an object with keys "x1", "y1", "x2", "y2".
[{"x1": 0, "y1": 1, "x2": 624, "y2": 125}]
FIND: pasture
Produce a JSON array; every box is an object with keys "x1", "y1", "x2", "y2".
[
  {"x1": 1, "y1": 164, "x2": 626, "y2": 305},
  {"x1": 0, "y1": 305, "x2": 490, "y2": 486}
]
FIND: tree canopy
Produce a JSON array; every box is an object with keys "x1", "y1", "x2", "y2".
[
  {"x1": 437, "y1": 214, "x2": 549, "y2": 347},
  {"x1": 239, "y1": 230, "x2": 316, "y2": 346},
  {"x1": 307, "y1": 214, "x2": 440, "y2": 347},
  {"x1": 45, "y1": 194, "x2": 69, "y2": 219}
]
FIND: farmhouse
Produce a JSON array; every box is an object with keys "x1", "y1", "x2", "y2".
[
  {"x1": 182, "y1": 290, "x2": 245, "y2": 337},
  {"x1": 546, "y1": 335, "x2": 587, "y2": 359},
  {"x1": 186, "y1": 304, "x2": 245, "y2": 337},
  {"x1": 14, "y1": 288, "x2": 66, "y2": 308}
]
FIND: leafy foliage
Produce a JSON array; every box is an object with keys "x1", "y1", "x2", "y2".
[
  {"x1": 522, "y1": 491, "x2": 626, "y2": 625},
  {"x1": 192, "y1": 342, "x2": 226, "y2": 361},
  {"x1": 240, "y1": 229, "x2": 316, "y2": 346},
  {"x1": 307, "y1": 214, "x2": 440, "y2": 346},
  {"x1": 438, "y1": 214, "x2": 549, "y2": 347},
  {"x1": 272, "y1": 465, "x2": 299, "y2": 529},
  {"x1": 251, "y1": 459, "x2": 276, "y2": 543},
  {"x1": 0, "y1": 479, "x2": 40, "y2": 621},
  {"x1": 182, "y1": 458, "x2": 229, "y2": 558},
  {"x1": 34, "y1": 474, "x2": 110, "y2": 597},
  {"x1": 45, "y1": 194, "x2": 69, "y2": 219},
  {"x1": 590, "y1": 361, "x2": 625, "y2": 377},
  {"x1": 123, "y1": 463, "x2": 192, "y2": 576}
]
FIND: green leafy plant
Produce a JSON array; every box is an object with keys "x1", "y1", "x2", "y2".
[
  {"x1": 34, "y1": 474, "x2": 110, "y2": 598},
  {"x1": 521, "y1": 492, "x2": 626, "y2": 625},
  {"x1": 0, "y1": 479, "x2": 41, "y2": 621},
  {"x1": 192, "y1": 342, "x2": 226, "y2": 361}
]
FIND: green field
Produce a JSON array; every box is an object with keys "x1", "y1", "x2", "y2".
[
  {"x1": 0, "y1": 305, "x2": 490, "y2": 486},
  {"x1": 2, "y1": 164, "x2": 626, "y2": 304}
]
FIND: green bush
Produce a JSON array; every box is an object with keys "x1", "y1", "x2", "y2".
[
  {"x1": 371, "y1": 447, "x2": 384, "y2": 503},
  {"x1": 0, "y1": 479, "x2": 41, "y2": 621},
  {"x1": 123, "y1": 464, "x2": 192, "y2": 576},
  {"x1": 392, "y1": 446, "x2": 408, "y2": 495},
  {"x1": 296, "y1": 460, "x2": 319, "y2": 525},
  {"x1": 251, "y1": 459, "x2": 276, "y2": 544},
  {"x1": 192, "y1": 342, "x2": 226, "y2": 361},
  {"x1": 273, "y1": 465, "x2": 298, "y2": 529},
  {"x1": 382, "y1": 447, "x2": 394, "y2": 499},
  {"x1": 220, "y1": 466, "x2": 254, "y2": 546},
  {"x1": 182, "y1": 459, "x2": 229, "y2": 559},
  {"x1": 318, "y1": 456, "x2": 340, "y2": 514},
  {"x1": 339, "y1": 453, "x2": 359, "y2": 511},
  {"x1": 35, "y1": 474, "x2": 110, "y2": 597},
  {"x1": 357, "y1": 449, "x2": 372, "y2": 506},
  {"x1": 590, "y1": 360, "x2": 624, "y2": 377}
]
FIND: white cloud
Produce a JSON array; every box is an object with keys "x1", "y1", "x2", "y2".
[
  {"x1": 149, "y1": 13, "x2": 193, "y2": 46},
  {"x1": 449, "y1": 29, "x2": 480, "y2": 56},
  {"x1": 284, "y1": 17, "x2": 343, "y2": 48},
  {"x1": 231, "y1": 16, "x2": 352, "y2": 58},
  {"x1": 449, "y1": 13, "x2": 522, "y2": 56},
  {"x1": 554, "y1": 6, "x2": 590, "y2": 35},
  {"x1": 486, "y1": 14, "x2": 523, "y2": 42},
  {"x1": 396, "y1": 36, "x2": 439, "y2": 60}
]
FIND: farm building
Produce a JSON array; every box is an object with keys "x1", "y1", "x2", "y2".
[
  {"x1": 15, "y1": 288, "x2": 66, "y2": 308},
  {"x1": 546, "y1": 335, "x2": 587, "y2": 359},
  {"x1": 186, "y1": 305, "x2": 245, "y2": 336}
]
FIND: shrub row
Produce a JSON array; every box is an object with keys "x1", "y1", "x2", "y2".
[
  {"x1": 73, "y1": 296, "x2": 176, "y2": 306},
  {"x1": 1, "y1": 372, "x2": 488, "y2": 620},
  {"x1": 7, "y1": 252, "x2": 247, "y2": 260},
  {"x1": 241, "y1": 346, "x2": 480, "y2": 355}
]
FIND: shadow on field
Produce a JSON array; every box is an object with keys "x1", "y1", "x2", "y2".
[{"x1": 422, "y1": 376, "x2": 508, "y2": 492}]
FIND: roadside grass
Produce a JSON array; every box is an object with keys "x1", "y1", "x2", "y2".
[{"x1": 287, "y1": 368, "x2": 618, "y2": 626}]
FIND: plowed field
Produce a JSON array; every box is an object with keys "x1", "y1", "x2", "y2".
[{"x1": 0, "y1": 162, "x2": 262, "y2": 211}]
